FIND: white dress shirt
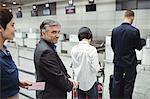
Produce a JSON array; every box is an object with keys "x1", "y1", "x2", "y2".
[{"x1": 71, "y1": 40, "x2": 100, "y2": 91}]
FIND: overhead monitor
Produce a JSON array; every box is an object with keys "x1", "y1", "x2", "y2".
[
  {"x1": 65, "y1": 6, "x2": 76, "y2": 14},
  {"x1": 31, "y1": 10, "x2": 38, "y2": 16},
  {"x1": 16, "y1": 11, "x2": 22, "y2": 18},
  {"x1": 31, "y1": 2, "x2": 56, "y2": 16},
  {"x1": 86, "y1": 4, "x2": 96, "y2": 12}
]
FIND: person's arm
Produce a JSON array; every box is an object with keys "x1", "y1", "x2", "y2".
[
  {"x1": 40, "y1": 50, "x2": 73, "y2": 92},
  {"x1": 90, "y1": 48, "x2": 101, "y2": 73},
  {"x1": 19, "y1": 81, "x2": 32, "y2": 89},
  {"x1": 134, "y1": 29, "x2": 146, "y2": 50},
  {"x1": 140, "y1": 38, "x2": 146, "y2": 47}
]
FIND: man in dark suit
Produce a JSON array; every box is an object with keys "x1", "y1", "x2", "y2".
[
  {"x1": 111, "y1": 10, "x2": 146, "y2": 99},
  {"x1": 34, "y1": 19, "x2": 78, "y2": 99}
]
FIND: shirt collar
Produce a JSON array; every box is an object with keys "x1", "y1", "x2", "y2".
[
  {"x1": 0, "y1": 45, "x2": 10, "y2": 57},
  {"x1": 0, "y1": 50, "x2": 5, "y2": 57},
  {"x1": 42, "y1": 38, "x2": 57, "y2": 52},
  {"x1": 121, "y1": 22, "x2": 131, "y2": 25},
  {"x1": 51, "y1": 44, "x2": 57, "y2": 52},
  {"x1": 79, "y1": 40, "x2": 89, "y2": 45}
]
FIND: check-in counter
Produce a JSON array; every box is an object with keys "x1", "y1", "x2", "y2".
[
  {"x1": 14, "y1": 32, "x2": 27, "y2": 46},
  {"x1": 24, "y1": 38, "x2": 39, "y2": 48},
  {"x1": 24, "y1": 33, "x2": 40, "y2": 48},
  {"x1": 105, "y1": 36, "x2": 114, "y2": 62},
  {"x1": 61, "y1": 41, "x2": 78, "y2": 55},
  {"x1": 69, "y1": 34, "x2": 79, "y2": 42},
  {"x1": 61, "y1": 34, "x2": 79, "y2": 55},
  {"x1": 142, "y1": 47, "x2": 150, "y2": 66}
]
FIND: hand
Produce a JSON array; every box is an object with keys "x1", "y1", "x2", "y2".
[
  {"x1": 68, "y1": 78, "x2": 78, "y2": 89},
  {"x1": 19, "y1": 80, "x2": 32, "y2": 89},
  {"x1": 72, "y1": 80, "x2": 78, "y2": 89},
  {"x1": 140, "y1": 38, "x2": 146, "y2": 46}
]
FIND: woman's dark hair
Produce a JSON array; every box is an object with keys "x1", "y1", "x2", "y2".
[
  {"x1": 78, "y1": 27, "x2": 93, "y2": 41},
  {"x1": 0, "y1": 9, "x2": 13, "y2": 30}
]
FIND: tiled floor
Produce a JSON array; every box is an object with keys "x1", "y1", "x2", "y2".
[{"x1": 7, "y1": 43, "x2": 150, "y2": 99}]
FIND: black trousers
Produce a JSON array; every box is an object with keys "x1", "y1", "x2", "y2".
[
  {"x1": 77, "y1": 82, "x2": 98, "y2": 99},
  {"x1": 112, "y1": 65, "x2": 137, "y2": 99}
]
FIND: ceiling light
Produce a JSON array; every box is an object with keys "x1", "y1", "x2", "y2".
[
  {"x1": 13, "y1": 1, "x2": 17, "y2": 5},
  {"x1": 88, "y1": 0, "x2": 94, "y2": 3},
  {"x1": 45, "y1": 3, "x2": 49, "y2": 8},
  {"x1": 9, "y1": 8, "x2": 12, "y2": 12},
  {"x1": 18, "y1": 7, "x2": 21, "y2": 11},
  {"x1": 2, "y1": 3, "x2": 6, "y2": 7},
  {"x1": 68, "y1": 0, "x2": 73, "y2": 6},
  {"x1": 33, "y1": 4, "x2": 37, "y2": 10}
]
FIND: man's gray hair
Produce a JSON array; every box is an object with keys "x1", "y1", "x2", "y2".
[{"x1": 40, "y1": 19, "x2": 61, "y2": 34}]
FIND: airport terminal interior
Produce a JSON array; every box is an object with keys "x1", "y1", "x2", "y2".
[{"x1": 0, "y1": 0, "x2": 150, "y2": 99}]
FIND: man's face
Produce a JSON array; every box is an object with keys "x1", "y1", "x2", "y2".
[{"x1": 42, "y1": 25, "x2": 60, "y2": 44}]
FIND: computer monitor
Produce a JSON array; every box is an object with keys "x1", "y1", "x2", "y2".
[{"x1": 86, "y1": 4, "x2": 96, "y2": 12}]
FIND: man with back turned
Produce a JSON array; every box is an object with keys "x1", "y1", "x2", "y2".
[{"x1": 111, "y1": 10, "x2": 146, "y2": 99}]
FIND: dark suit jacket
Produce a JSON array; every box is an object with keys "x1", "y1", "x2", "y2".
[
  {"x1": 111, "y1": 23, "x2": 146, "y2": 67},
  {"x1": 34, "y1": 39, "x2": 73, "y2": 99}
]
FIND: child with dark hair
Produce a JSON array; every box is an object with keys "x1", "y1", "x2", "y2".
[{"x1": 71, "y1": 27, "x2": 102, "y2": 99}]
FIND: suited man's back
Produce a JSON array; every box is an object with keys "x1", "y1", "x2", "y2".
[
  {"x1": 111, "y1": 23, "x2": 144, "y2": 67},
  {"x1": 111, "y1": 10, "x2": 146, "y2": 99}
]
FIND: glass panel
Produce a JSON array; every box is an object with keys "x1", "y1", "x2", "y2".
[
  {"x1": 122, "y1": 0, "x2": 137, "y2": 10},
  {"x1": 138, "y1": 0, "x2": 150, "y2": 9},
  {"x1": 116, "y1": 0, "x2": 137, "y2": 10}
]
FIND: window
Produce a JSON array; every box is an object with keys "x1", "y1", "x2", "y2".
[
  {"x1": 116, "y1": 0, "x2": 137, "y2": 10},
  {"x1": 137, "y1": 0, "x2": 150, "y2": 9},
  {"x1": 31, "y1": 2, "x2": 56, "y2": 16},
  {"x1": 116, "y1": 0, "x2": 150, "y2": 10}
]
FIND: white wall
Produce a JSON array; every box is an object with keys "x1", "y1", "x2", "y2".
[
  {"x1": 12, "y1": 0, "x2": 116, "y2": 41},
  {"x1": 12, "y1": 0, "x2": 150, "y2": 41}
]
